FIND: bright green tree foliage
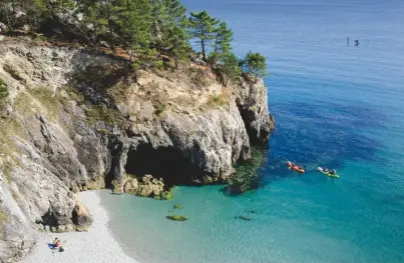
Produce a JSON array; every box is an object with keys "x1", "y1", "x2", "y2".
[
  {"x1": 188, "y1": 10, "x2": 219, "y2": 61},
  {"x1": 0, "y1": 0, "x2": 268, "y2": 79},
  {"x1": 241, "y1": 51, "x2": 268, "y2": 80}
]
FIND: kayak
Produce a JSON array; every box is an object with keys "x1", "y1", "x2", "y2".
[
  {"x1": 287, "y1": 161, "x2": 305, "y2": 173},
  {"x1": 317, "y1": 167, "x2": 339, "y2": 178}
]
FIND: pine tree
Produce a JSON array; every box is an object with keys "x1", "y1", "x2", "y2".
[
  {"x1": 163, "y1": 0, "x2": 187, "y2": 24},
  {"x1": 167, "y1": 26, "x2": 191, "y2": 67},
  {"x1": 209, "y1": 21, "x2": 233, "y2": 65},
  {"x1": 188, "y1": 10, "x2": 219, "y2": 61},
  {"x1": 220, "y1": 52, "x2": 241, "y2": 82},
  {"x1": 241, "y1": 51, "x2": 268, "y2": 81},
  {"x1": 0, "y1": 0, "x2": 18, "y2": 33},
  {"x1": 121, "y1": 0, "x2": 153, "y2": 66},
  {"x1": 213, "y1": 22, "x2": 232, "y2": 55},
  {"x1": 82, "y1": 2, "x2": 109, "y2": 44}
]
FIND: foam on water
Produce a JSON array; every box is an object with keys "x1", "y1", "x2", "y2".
[{"x1": 100, "y1": 0, "x2": 404, "y2": 262}]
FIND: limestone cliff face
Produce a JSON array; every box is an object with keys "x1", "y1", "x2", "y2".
[{"x1": 0, "y1": 40, "x2": 274, "y2": 262}]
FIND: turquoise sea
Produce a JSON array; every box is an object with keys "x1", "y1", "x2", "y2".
[{"x1": 100, "y1": 1, "x2": 404, "y2": 262}]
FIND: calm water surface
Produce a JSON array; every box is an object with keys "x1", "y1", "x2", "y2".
[{"x1": 100, "y1": 1, "x2": 404, "y2": 262}]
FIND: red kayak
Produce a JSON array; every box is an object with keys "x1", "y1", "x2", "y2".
[{"x1": 287, "y1": 161, "x2": 305, "y2": 173}]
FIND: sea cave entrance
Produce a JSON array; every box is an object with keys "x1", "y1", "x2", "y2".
[{"x1": 124, "y1": 144, "x2": 202, "y2": 186}]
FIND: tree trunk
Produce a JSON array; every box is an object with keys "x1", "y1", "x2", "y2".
[
  {"x1": 108, "y1": 20, "x2": 114, "y2": 50},
  {"x1": 201, "y1": 39, "x2": 206, "y2": 61},
  {"x1": 1, "y1": 2, "x2": 13, "y2": 33}
]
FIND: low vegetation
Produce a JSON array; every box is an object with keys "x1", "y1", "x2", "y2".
[
  {"x1": 207, "y1": 93, "x2": 229, "y2": 108},
  {"x1": 13, "y1": 88, "x2": 61, "y2": 120},
  {"x1": 84, "y1": 104, "x2": 122, "y2": 127},
  {"x1": 154, "y1": 103, "x2": 167, "y2": 116},
  {"x1": 33, "y1": 88, "x2": 60, "y2": 120},
  {"x1": 0, "y1": 209, "x2": 7, "y2": 230},
  {"x1": 0, "y1": 79, "x2": 9, "y2": 108},
  {"x1": 0, "y1": 116, "x2": 24, "y2": 184}
]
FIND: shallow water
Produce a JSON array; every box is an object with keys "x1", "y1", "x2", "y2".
[{"x1": 100, "y1": 0, "x2": 404, "y2": 262}]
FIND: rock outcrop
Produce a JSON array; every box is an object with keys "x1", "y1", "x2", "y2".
[
  {"x1": 235, "y1": 78, "x2": 275, "y2": 145},
  {"x1": 122, "y1": 174, "x2": 165, "y2": 198},
  {"x1": 0, "y1": 38, "x2": 274, "y2": 262}
]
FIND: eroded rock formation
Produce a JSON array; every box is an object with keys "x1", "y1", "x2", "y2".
[{"x1": 0, "y1": 39, "x2": 274, "y2": 262}]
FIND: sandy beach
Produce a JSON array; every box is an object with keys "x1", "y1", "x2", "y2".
[{"x1": 22, "y1": 191, "x2": 140, "y2": 263}]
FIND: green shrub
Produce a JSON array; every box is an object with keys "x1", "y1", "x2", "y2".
[
  {"x1": 0, "y1": 116, "x2": 24, "y2": 180},
  {"x1": 0, "y1": 209, "x2": 7, "y2": 230},
  {"x1": 0, "y1": 79, "x2": 9, "y2": 106},
  {"x1": 207, "y1": 93, "x2": 228, "y2": 108},
  {"x1": 84, "y1": 104, "x2": 122, "y2": 127},
  {"x1": 155, "y1": 103, "x2": 166, "y2": 116}
]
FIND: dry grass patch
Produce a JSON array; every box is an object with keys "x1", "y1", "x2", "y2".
[
  {"x1": 206, "y1": 90, "x2": 231, "y2": 109},
  {"x1": 0, "y1": 116, "x2": 25, "y2": 184},
  {"x1": 14, "y1": 87, "x2": 61, "y2": 120}
]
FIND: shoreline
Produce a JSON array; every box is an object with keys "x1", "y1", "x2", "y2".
[{"x1": 22, "y1": 191, "x2": 141, "y2": 263}]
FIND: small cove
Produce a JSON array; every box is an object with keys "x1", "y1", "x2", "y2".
[{"x1": 100, "y1": 0, "x2": 404, "y2": 262}]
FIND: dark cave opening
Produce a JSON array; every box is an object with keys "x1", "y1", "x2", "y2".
[{"x1": 125, "y1": 144, "x2": 202, "y2": 187}]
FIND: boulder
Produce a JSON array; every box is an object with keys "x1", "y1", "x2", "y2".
[{"x1": 72, "y1": 201, "x2": 92, "y2": 227}]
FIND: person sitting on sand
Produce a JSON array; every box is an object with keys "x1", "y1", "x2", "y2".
[
  {"x1": 52, "y1": 238, "x2": 59, "y2": 248},
  {"x1": 52, "y1": 238, "x2": 62, "y2": 249},
  {"x1": 55, "y1": 239, "x2": 62, "y2": 248}
]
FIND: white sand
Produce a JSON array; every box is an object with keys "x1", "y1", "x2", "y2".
[{"x1": 22, "y1": 191, "x2": 140, "y2": 263}]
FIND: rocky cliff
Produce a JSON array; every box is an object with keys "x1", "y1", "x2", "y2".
[{"x1": 0, "y1": 38, "x2": 274, "y2": 262}]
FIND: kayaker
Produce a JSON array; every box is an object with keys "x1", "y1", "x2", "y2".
[{"x1": 330, "y1": 169, "x2": 337, "y2": 175}]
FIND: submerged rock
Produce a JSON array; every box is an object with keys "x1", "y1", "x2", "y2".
[
  {"x1": 173, "y1": 204, "x2": 183, "y2": 209},
  {"x1": 166, "y1": 215, "x2": 188, "y2": 221},
  {"x1": 225, "y1": 147, "x2": 267, "y2": 195},
  {"x1": 235, "y1": 215, "x2": 252, "y2": 221}
]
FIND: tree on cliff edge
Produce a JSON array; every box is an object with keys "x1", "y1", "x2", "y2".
[
  {"x1": 188, "y1": 10, "x2": 219, "y2": 61},
  {"x1": 210, "y1": 22, "x2": 233, "y2": 62},
  {"x1": 241, "y1": 51, "x2": 268, "y2": 82}
]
